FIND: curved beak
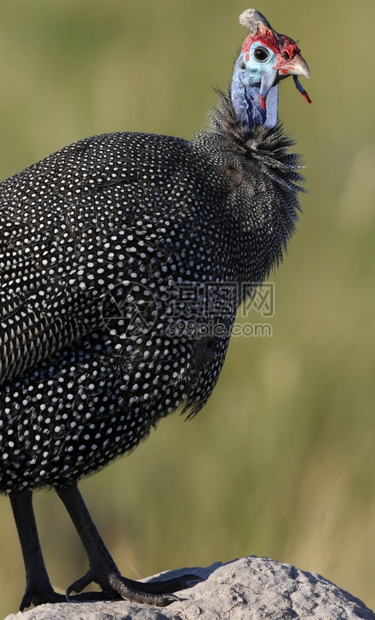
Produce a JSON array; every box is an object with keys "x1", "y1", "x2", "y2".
[
  {"x1": 278, "y1": 52, "x2": 310, "y2": 79},
  {"x1": 259, "y1": 51, "x2": 312, "y2": 110},
  {"x1": 277, "y1": 52, "x2": 312, "y2": 104}
]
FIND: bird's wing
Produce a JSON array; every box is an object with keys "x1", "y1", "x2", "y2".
[{"x1": 0, "y1": 132, "x2": 196, "y2": 384}]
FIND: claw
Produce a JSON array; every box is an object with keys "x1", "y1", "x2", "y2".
[
  {"x1": 66, "y1": 570, "x2": 94, "y2": 599},
  {"x1": 65, "y1": 569, "x2": 201, "y2": 607},
  {"x1": 108, "y1": 573, "x2": 179, "y2": 606},
  {"x1": 55, "y1": 485, "x2": 201, "y2": 607},
  {"x1": 19, "y1": 582, "x2": 65, "y2": 611}
]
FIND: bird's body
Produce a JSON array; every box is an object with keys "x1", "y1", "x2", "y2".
[
  {"x1": 0, "y1": 9, "x2": 310, "y2": 609},
  {"x1": 0, "y1": 101, "x2": 301, "y2": 492}
]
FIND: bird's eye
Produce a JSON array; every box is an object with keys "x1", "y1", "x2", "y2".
[{"x1": 253, "y1": 47, "x2": 270, "y2": 62}]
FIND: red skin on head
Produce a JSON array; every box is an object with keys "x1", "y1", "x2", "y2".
[
  {"x1": 242, "y1": 29, "x2": 301, "y2": 70},
  {"x1": 241, "y1": 25, "x2": 310, "y2": 109}
]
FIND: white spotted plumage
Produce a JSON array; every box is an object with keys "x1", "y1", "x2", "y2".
[{"x1": 0, "y1": 94, "x2": 303, "y2": 493}]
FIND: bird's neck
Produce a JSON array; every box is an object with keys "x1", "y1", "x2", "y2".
[{"x1": 230, "y1": 60, "x2": 279, "y2": 130}]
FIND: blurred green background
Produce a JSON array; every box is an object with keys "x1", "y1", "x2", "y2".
[{"x1": 1, "y1": 0, "x2": 375, "y2": 616}]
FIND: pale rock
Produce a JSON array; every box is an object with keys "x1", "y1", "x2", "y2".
[{"x1": 5, "y1": 556, "x2": 374, "y2": 620}]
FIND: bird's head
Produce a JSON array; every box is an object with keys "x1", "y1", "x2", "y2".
[{"x1": 231, "y1": 9, "x2": 311, "y2": 129}]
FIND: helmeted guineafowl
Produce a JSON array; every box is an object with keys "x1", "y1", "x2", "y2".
[{"x1": 0, "y1": 8, "x2": 310, "y2": 609}]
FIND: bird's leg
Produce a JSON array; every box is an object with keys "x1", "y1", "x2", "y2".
[
  {"x1": 56, "y1": 482, "x2": 199, "y2": 606},
  {"x1": 9, "y1": 489, "x2": 65, "y2": 610}
]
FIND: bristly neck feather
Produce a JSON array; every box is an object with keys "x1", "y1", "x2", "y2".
[
  {"x1": 196, "y1": 90, "x2": 305, "y2": 281},
  {"x1": 230, "y1": 56, "x2": 279, "y2": 130}
]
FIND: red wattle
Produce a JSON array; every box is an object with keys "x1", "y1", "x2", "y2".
[{"x1": 300, "y1": 90, "x2": 312, "y2": 104}]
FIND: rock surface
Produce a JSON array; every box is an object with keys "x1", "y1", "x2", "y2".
[{"x1": 5, "y1": 556, "x2": 375, "y2": 620}]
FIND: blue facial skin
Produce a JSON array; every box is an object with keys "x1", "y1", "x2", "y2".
[
  {"x1": 242, "y1": 41, "x2": 278, "y2": 86},
  {"x1": 231, "y1": 41, "x2": 280, "y2": 130}
]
